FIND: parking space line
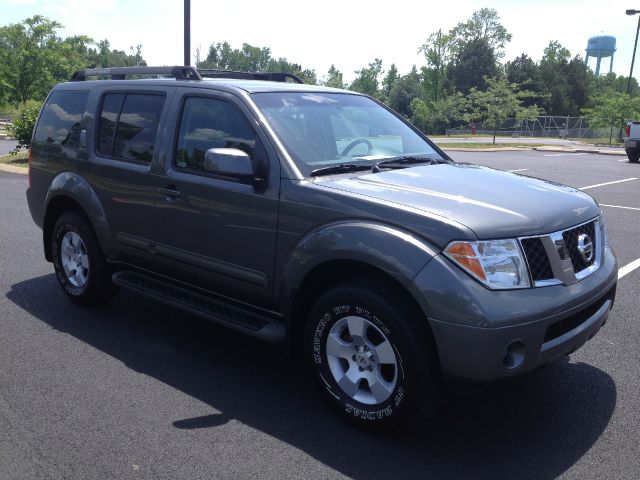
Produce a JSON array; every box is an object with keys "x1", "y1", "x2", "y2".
[
  {"x1": 579, "y1": 178, "x2": 638, "y2": 190},
  {"x1": 619, "y1": 258, "x2": 640, "y2": 279},
  {"x1": 600, "y1": 204, "x2": 640, "y2": 211},
  {"x1": 507, "y1": 168, "x2": 529, "y2": 173}
]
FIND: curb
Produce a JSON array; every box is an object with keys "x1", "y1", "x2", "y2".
[
  {"x1": 0, "y1": 163, "x2": 27, "y2": 175},
  {"x1": 532, "y1": 146, "x2": 626, "y2": 156},
  {"x1": 443, "y1": 147, "x2": 533, "y2": 152}
]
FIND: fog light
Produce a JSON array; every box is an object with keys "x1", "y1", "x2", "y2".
[{"x1": 503, "y1": 340, "x2": 526, "y2": 369}]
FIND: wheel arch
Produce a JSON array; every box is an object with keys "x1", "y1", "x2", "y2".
[
  {"x1": 285, "y1": 221, "x2": 439, "y2": 355},
  {"x1": 43, "y1": 172, "x2": 114, "y2": 261}
]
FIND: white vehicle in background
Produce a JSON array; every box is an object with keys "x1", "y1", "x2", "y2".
[{"x1": 624, "y1": 121, "x2": 640, "y2": 163}]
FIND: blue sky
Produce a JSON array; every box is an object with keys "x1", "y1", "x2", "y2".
[{"x1": 1, "y1": 0, "x2": 636, "y2": 82}]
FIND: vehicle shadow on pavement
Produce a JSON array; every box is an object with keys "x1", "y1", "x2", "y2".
[{"x1": 7, "y1": 275, "x2": 617, "y2": 480}]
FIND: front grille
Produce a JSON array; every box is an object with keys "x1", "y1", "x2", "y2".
[
  {"x1": 521, "y1": 237, "x2": 554, "y2": 281},
  {"x1": 562, "y1": 221, "x2": 597, "y2": 272}
]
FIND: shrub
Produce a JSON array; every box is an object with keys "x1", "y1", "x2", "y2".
[{"x1": 6, "y1": 102, "x2": 42, "y2": 153}]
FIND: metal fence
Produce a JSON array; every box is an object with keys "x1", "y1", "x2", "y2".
[{"x1": 445, "y1": 116, "x2": 612, "y2": 140}]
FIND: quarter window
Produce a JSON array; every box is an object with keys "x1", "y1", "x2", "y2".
[
  {"x1": 34, "y1": 90, "x2": 89, "y2": 147},
  {"x1": 175, "y1": 97, "x2": 256, "y2": 172},
  {"x1": 97, "y1": 93, "x2": 164, "y2": 163}
]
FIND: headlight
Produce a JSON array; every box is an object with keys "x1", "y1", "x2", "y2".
[
  {"x1": 600, "y1": 214, "x2": 608, "y2": 246},
  {"x1": 444, "y1": 239, "x2": 530, "y2": 289}
]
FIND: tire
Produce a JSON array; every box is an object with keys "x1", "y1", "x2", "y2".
[
  {"x1": 51, "y1": 210, "x2": 118, "y2": 306},
  {"x1": 626, "y1": 148, "x2": 640, "y2": 163},
  {"x1": 305, "y1": 278, "x2": 441, "y2": 432}
]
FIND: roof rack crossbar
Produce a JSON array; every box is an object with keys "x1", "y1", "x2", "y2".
[
  {"x1": 70, "y1": 66, "x2": 202, "y2": 81},
  {"x1": 197, "y1": 69, "x2": 304, "y2": 84}
]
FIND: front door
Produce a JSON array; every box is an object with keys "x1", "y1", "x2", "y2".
[{"x1": 151, "y1": 91, "x2": 280, "y2": 308}]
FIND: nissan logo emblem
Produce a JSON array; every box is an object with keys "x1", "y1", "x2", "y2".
[{"x1": 577, "y1": 233, "x2": 594, "y2": 262}]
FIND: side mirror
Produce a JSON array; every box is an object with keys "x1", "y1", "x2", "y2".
[{"x1": 203, "y1": 148, "x2": 264, "y2": 185}]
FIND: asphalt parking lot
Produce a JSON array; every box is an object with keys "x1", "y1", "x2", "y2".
[{"x1": 1, "y1": 150, "x2": 639, "y2": 479}]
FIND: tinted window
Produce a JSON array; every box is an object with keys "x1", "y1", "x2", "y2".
[
  {"x1": 175, "y1": 97, "x2": 256, "y2": 172},
  {"x1": 97, "y1": 93, "x2": 124, "y2": 155},
  {"x1": 34, "y1": 90, "x2": 89, "y2": 147},
  {"x1": 97, "y1": 93, "x2": 164, "y2": 163}
]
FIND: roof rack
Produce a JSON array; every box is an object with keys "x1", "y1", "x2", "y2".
[
  {"x1": 70, "y1": 66, "x2": 202, "y2": 81},
  {"x1": 198, "y1": 69, "x2": 304, "y2": 84},
  {"x1": 69, "y1": 66, "x2": 305, "y2": 84}
]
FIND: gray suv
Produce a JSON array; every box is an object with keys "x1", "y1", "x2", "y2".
[{"x1": 26, "y1": 66, "x2": 618, "y2": 431}]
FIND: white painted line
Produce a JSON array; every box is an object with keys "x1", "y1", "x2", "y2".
[
  {"x1": 507, "y1": 168, "x2": 529, "y2": 173},
  {"x1": 600, "y1": 204, "x2": 640, "y2": 211},
  {"x1": 618, "y1": 258, "x2": 640, "y2": 279},
  {"x1": 618, "y1": 159, "x2": 628, "y2": 162},
  {"x1": 579, "y1": 178, "x2": 638, "y2": 190},
  {"x1": 543, "y1": 153, "x2": 587, "y2": 157}
]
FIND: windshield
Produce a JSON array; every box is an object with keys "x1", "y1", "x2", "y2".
[{"x1": 251, "y1": 92, "x2": 444, "y2": 176}]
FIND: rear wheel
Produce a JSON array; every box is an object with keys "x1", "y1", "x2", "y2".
[
  {"x1": 305, "y1": 278, "x2": 441, "y2": 432},
  {"x1": 626, "y1": 148, "x2": 640, "y2": 163},
  {"x1": 51, "y1": 211, "x2": 118, "y2": 306}
]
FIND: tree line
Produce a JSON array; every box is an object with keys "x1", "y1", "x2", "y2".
[{"x1": 2, "y1": 10, "x2": 640, "y2": 145}]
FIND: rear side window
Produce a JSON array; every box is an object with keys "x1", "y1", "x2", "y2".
[
  {"x1": 98, "y1": 93, "x2": 165, "y2": 163},
  {"x1": 175, "y1": 97, "x2": 256, "y2": 172},
  {"x1": 34, "y1": 90, "x2": 89, "y2": 147}
]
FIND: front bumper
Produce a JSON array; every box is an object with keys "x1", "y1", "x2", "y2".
[{"x1": 409, "y1": 245, "x2": 618, "y2": 382}]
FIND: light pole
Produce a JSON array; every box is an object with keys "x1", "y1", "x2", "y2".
[
  {"x1": 626, "y1": 9, "x2": 640, "y2": 94},
  {"x1": 184, "y1": 0, "x2": 191, "y2": 66}
]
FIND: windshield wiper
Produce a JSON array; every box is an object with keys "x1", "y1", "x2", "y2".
[
  {"x1": 310, "y1": 163, "x2": 372, "y2": 177},
  {"x1": 372, "y1": 156, "x2": 443, "y2": 172}
]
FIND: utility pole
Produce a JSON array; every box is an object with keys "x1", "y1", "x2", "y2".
[{"x1": 184, "y1": 0, "x2": 190, "y2": 66}]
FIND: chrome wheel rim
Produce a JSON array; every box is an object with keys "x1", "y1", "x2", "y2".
[
  {"x1": 60, "y1": 231, "x2": 89, "y2": 288},
  {"x1": 325, "y1": 316, "x2": 398, "y2": 405}
]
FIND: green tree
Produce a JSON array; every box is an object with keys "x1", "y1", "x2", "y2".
[
  {"x1": 199, "y1": 41, "x2": 316, "y2": 83},
  {"x1": 465, "y1": 76, "x2": 541, "y2": 143},
  {"x1": 322, "y1": 65, "x2": 345, "y2": 89},
  {"x1": 381, "y1": 63, "x2": 399, "y2": 103},
  {"x1": 349, "y1": 59, "x2": 383, "y2": 97},
  {"x1": 410, "y1": 91, "x2": 467, "y2": 134},
  {"x1": 505, "y1": 54, "x2": 541, "y2": 107},
  {"x1": 537, "y1": 40, "x2": 572, "y2": 114},
  {"x1": 447, "y1": 38, "x2": 497, "y2": 94},
  {"x1": 582, "y1": 89, "x2": 640, "y2": 144},
  {"x1": 419, "y1": 29, "x2": 451, "y2": 103},
  {"x1": 565, "y1": 56, "x2": 591, "y2": 116},
  {"x1": 387, "y1": 66, "x2": 422, "y2": 118},
  {"x1": 0, "y1": 16, "x2": 65, "y2": 104},
  {"x1": 449, "y1": 8, "x2": 512, "y2": 59}
]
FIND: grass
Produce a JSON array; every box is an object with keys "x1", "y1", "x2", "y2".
[
  {"x1": 430, "y1": 134, "x2": 494, "y2": 139},
  {"x1": 572, "y1": 137, "x2": 624, "y2": 146},
  {"x1": 0, "y1": 151, "x2": 28, "y2": 168}
]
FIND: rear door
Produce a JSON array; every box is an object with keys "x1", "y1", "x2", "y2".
[
  {"x1": 150, "y1": 89, "x2": 281, "y2": 308},
  {"x1": 88, "y1": 86, "x2": 172, "y2": 267}
]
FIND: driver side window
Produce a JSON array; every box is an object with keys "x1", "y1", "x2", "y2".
[{"x1": 175, "y1": 97, "x2": 256, "y2": 172}]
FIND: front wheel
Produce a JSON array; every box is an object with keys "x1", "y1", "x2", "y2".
[
  {"x1": 305, "y1": 279, "x2": 441, "y2": 432},
  {"x1": 51, "y1": 210, "x2": 118, "y2": 306},
  {"x1": 626, "y1": 148, "x2": 640, "y2": 163}
]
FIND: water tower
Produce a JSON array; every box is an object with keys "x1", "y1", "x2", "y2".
[{"x1": 585, "y1": 35, "x2": 616, "y2": 76}]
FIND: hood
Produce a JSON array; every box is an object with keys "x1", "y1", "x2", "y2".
[{"x1": 315, "y1": 163, "x2": 600, "y2": 239}]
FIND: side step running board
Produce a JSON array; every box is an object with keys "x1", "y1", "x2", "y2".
[{"x1": 112, "y1": 271, "x2": 285, "y2": 342}]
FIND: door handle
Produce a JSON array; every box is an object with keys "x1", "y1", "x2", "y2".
[{"x1": 157, "y1": 186, "x2": 182, "y2": 200}]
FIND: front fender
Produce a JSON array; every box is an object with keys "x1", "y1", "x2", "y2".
[
  {"x1": 282, "y1": 220, "x2": 439, "y2": 300},
  {"x1": 44, "y1": 171, "x2": 116, "y2": 258}
]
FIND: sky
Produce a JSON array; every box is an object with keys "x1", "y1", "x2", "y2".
[{"x1": 1, "y1": 0, "x2": 637, "y2": 83}]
